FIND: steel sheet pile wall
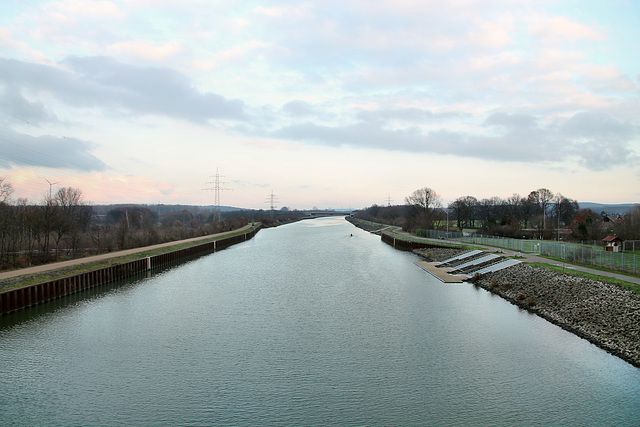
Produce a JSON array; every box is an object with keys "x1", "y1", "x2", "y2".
[
  {"x1": 0, "y1": 225, "x2": 261, "y2": 315},
  {"x1": 381, "y1": 232, "x2": 451, "y2": 251}
]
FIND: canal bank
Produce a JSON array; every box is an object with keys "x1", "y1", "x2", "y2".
[
  {"x1": 2, "y1": 216, "x2": 638, "y2": 425},
  {"x1": 0, "y1": 224, "x2": 262, "y2": 315},
  {"x1": 415, "y1": 246, "x2": 640, "y2": 368},
  {"x1": 348, "y1": 217, "x2": 640, "y2": 369},
  {"x1": 470, "y1": 262, "x2": 640, "y2": 368}
]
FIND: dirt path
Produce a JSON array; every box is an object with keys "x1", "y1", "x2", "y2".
[{"x1": 0, "y1": 224, "x2": 253, "y2": 282}]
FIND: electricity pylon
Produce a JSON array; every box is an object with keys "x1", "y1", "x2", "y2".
[
  {"x1": 265, "y1": 190, "x2": 279, "y2": 219},
  {"x1": 202, "y1": 167, "x2": 231, "y2": 221}
]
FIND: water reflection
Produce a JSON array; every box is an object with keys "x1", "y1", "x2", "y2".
[{"x1": 1, "y1": 217, "x2": 639, "y2": 426}]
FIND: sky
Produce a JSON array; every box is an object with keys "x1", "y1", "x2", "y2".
[{"x1": 0, "y1": 0, "x2": 639, "y2": 210}]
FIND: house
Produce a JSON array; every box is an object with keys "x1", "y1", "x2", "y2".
[
  {"x1": 602, "y1": 214, "x2": 625, "y2": 234},
  {"x1": 603, "y1": 235, "x2": 623, "y2": 252}
]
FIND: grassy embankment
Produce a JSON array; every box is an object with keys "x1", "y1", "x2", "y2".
[
  {"x1": 350, "y1": 217, "x2": 474, "y2": 250},
  {"x1": 532, "y1": 257, "x2": 640, "y2": 295},
  {"x1": 352, "y1": 217, "x2": 640, "y2": 294},
  {"x1": 0, "y1": 225, "x2": 260, "y2": 293}
]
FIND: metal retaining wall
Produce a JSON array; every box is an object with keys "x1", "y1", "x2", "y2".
[
  {"x1": 0, "y1": 226, "x2": 261, "y2": 316},
  {"x1": 381, "y1": 232, "x2": 453, "y2": 251}
]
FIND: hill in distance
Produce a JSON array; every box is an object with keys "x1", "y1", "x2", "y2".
[{"x1": 578, "y1": 202, "x2": 637, "y2": 216}]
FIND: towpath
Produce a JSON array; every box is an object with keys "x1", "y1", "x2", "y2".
[
  {"x1": 0, "y1": 224, "x2": 253, "y2": 282},
  {"x1": 386, "y1": 227, "x2": 640, "y2": 286}
]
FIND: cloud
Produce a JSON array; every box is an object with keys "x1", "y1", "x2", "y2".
[
  {"x1": 483, "y1": 112, "x2": 538, "y2": 130},
  {"x1": 4, "y1": 169, "x2": 176, "y2": 204},
  {"x1": 0, "y1": 127, "x2": 107, "y2": 172},
  {"x1": 105, "y1": 40, "x2": 189, "y2": 63},
  {"x1": 0, "y1": 85, "x2": 55, "y2": 124},
  {"x1": 232, "y1": 179, "x2": 270, "y2": 188},
  {"x1": 275, "y1": 121, "x2": 425, "y2": 152},
  {"x1": 50, "y1": 0, "x2": 126, "y2": 21},
  {"x1": 282, "y1": 100, "x2": 317, "y2": 117},
  {"x1": 529, "y1": 15, "x2": 607, "y2": 44},
  {"x1": 479, "y1": 111, "x2": 640, "y2": 169},
  {"x1": 273, "y1": 110, "x2": 640, "y2": 171},
  {"x1": 0, "y1": 56, "x2": 247, "y2": 124},
  {"x1": 555, "y1": 112, "x2": 639, "y2": 170},
  {"x1": 356, "y1": 108, "x2": 465, "y2": 124}
]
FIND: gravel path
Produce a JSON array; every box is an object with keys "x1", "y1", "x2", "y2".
[{"x1": 0, "y1": 224, "x2": 253, "y2": 282}]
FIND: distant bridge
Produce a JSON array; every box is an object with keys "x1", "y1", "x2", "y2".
[{"x1": 303, "y1": 211, "x2": 353, "y2": 218}]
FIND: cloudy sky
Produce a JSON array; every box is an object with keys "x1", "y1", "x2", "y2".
[{"x1": 0, "y1": 0, "x2": 639, "y2": 209}]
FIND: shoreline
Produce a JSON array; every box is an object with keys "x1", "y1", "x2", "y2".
[
  {"x1": 417, "y1": 247, "x2": 640, "y2": 368},
  {"x1": 0, "y1": 225, "x2": 262, "y2": 315}
]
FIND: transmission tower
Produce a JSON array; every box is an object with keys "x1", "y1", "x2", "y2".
[
  {"x1": 386, "y1": 193, "x2": 393, "y2": 207},
  {"x1": 202, "y1": 167, "x2": 232, "y2": 221},
  {"x1": 265, "y1": 190, "x2": 279, "y2": 219}
]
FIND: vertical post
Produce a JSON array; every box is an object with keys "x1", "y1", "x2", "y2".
[
  {"x1": 610, "y1": 250, "x2": 613, "y2": 270},
  {"x1": 147, "y1": 257, "x2": 151, "y2": 271}
]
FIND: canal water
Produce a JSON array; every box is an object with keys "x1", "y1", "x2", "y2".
[{"x1": 1, "y1": 217, "x2": 639, "y2": 426}]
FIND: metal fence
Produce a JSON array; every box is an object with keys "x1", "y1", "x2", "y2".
[
  {"x1": 539, "y1": 241, "x2": 638, "y2": 274},
  {"x1": 418, "y1": 228, "x2": 639, "y2": 275},
  {"x1": 418, "y1": 228, "x2": 542, "y2": 254}
]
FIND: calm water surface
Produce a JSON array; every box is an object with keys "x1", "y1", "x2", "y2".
[{"x1": 1, "y1": 217, "x2": 639, "y2": 426}]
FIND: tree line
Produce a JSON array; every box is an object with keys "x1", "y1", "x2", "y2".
[
  {"x1": 356, "y1": 186, "x2": 640, "y2": 242},
  {"x1": 0, "y1": 177, "x2": 299, "y2": 271}
]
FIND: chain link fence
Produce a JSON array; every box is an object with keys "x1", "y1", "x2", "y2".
[
  {"x1": 539, "y1": 241, "x2": 638, "y2": 274},
  {"x1": 419, "y1": 228, "x2": 638, "y2": 275},
  {"x1": 418, "y1": 228, "x2": 542, "y2": 254}
]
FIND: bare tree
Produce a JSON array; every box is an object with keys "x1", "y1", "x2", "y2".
[
  {"x1": 570, "y1": 209, "x2": 603, "y2": 241},
  {"x1": 0, "y1": 177, "x2": 14, "y2": 268},
  {"x1": 33, "y1": 195, "x2": 58, "y2": 261},
  {"x1": 617, "y1": 205, "x2": 640, "y2": 240},
  {"x1": 552, "y1": 194, "x2": 579, "y2": 234},
  {"x1": 449, "y1": 196, "x2": 477, "y2": 230},
  {"x1": 405, "y1": 187, "x2": 442, "y2": 231},
  {"x1": 477, "y1": 197, "x2": 505, "y2": 227},
  {"x1": 526, "y1": 188, "x2": 554, "y2": 236},
  {"x1": 55, "y1": 187, "x2": 92, "y2": 255},
  {"x1": 0, "y1": 177, "x2": 13, "y2": 204},
  {"x1": 537, "y1": 188, "x2": 554, "y2": 216},
  {"x1": 505, "y1": 193, "x2": 524, "y2": 226}
]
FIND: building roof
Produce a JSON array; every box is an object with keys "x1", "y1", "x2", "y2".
[{"x1": 603, "y1": 235, "x2": 623, "y2": 242}]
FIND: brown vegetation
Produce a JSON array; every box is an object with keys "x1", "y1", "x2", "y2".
[
  {"x1": 355, "y1": 185, "x2": 638, "y2": 243},
  {"x1": 0, "y1": 177, "x2": 301, "y2": 272}
]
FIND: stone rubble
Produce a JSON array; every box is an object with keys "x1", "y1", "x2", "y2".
[
  {"x1": 415, "y1": 247, "x2": 640, "y2": 368},
  {"x1": 413, "y1": 247, "x2": 465, "y2": 263}
]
